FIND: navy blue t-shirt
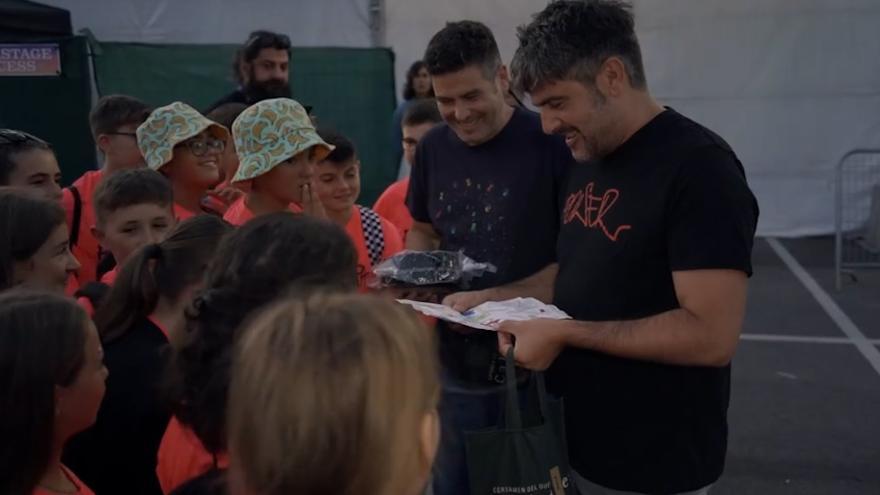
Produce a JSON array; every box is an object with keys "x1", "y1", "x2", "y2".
[{"x1": 407, "y1": 107, "x2": 572, "y2": 382}]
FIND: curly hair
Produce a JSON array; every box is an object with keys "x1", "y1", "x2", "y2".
[
  {"x1": 511, "y1": 0, "x2": 647, "y2": 94},
  {"x1": 167, "y1": 212, "x2": 357, "y2": 454},
  {"x1": 424, "y1": 20, "x2": 501, "y2": 79}
]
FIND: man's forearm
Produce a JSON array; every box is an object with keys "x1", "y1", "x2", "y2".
[
  {"x1": 485, "y1": 263, "x2": 558, "y2": 303},
  {"x1": 558, "y1": 308, "x2": 739, "y2": 367}
]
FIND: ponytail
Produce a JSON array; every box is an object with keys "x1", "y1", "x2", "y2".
[
  {"x1": 93, "y1": 215, "x2": 232, "y2": 344},
  {"x1": 94, "y1": 243, "x2": 163, "y2": 343}
]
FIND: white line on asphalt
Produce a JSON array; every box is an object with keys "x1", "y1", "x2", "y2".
[
  {"x1": 741, "y1": 333, "x2": 880, "y2": 345},
  {"x1": 767, "y1": 238, "x2": 880, "y2": 377}
]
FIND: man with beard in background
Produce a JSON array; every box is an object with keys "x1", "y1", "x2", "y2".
[{"x1": 205, "y1": 31, "x2": 310, "y2": 114}]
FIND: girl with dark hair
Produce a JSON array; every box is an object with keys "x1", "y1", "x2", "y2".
[
  {"x1": 0, "y1": 188, "x2": 80, "y2": 292},
  {"x1": 402, "y1": 60, "x2": 434, "y2": 101},
  {"x1": 390, "y1": 60, "x2": 435, "y2": 171},
  {"x1": 0, "y1": 290, "x2": 107, "y2": 495},
  {"x1": 156, "y1": 212, "x2": 358, "y2": 494},
  {"x1": 0, "y1": 129, "x2": 63, "y2": 201},
  {"x1": 63, "y1": 215, "x2": 232, "y2": 495}
]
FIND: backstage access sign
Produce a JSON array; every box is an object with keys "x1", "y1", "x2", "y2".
[{"x1": 0, "y1": 44, "x2": 61, "y2": 76}]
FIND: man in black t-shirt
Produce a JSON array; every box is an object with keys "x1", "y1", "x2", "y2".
[
  {"x1": 406, "y1": 20, "x2": 572, "y2": 495},
  {"x1": 445, "y1": 1, "x2": 759, "y2": 494}
]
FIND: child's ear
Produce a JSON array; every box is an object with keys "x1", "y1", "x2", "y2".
[{"x1": 96, "y1": 134, "x2": 112, "y2": 154}]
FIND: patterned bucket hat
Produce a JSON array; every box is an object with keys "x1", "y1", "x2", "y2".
[
  {"x1": 231, "y1": 98, "x2": 333, "y2": 183},
  {"x1": 137, "y1": 102, "x2": 230, "y2": 171}
]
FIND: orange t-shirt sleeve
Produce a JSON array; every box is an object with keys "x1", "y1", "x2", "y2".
[
  {"x1": 373, "y1": 180, "x2": 413, "y2": 239},
  {"x1": 61, "y1": 187, "x2": 75, "y2": 229}
]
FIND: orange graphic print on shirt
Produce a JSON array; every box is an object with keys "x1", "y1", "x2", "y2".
[{"x1": 563, "y1": 182, "x2": 631, "y2": 241}]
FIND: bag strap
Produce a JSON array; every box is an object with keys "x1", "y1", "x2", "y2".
[
  {"x1": 535, "y1": 370, "x2": 550, "y2": 420},
  {"x1": 504, "y1": 348, "x2": 523, "y2": 429},
  {"x1": 68, "y1": 185, "x2": 82, "y2": 248},
  {"x1": 358, "y1": 205, "x2": 385, "y2": 268}
]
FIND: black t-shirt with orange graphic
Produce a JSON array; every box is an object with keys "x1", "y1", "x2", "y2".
[{"x1": 551, "y1": 108, "x2": 759, "y2": 493}]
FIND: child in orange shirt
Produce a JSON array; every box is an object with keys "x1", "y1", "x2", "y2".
[
  {"x1": 223, "y1": 98, "x2": 332, "y2": 225},
  {"x1": 137, "y1": 102, "x2": 230, "y2": 220},
  {"x1": 77, "y1": 169, "x2": 176, "y2": 313},
  {"x1": 63, "y1": 95, "x2": 152, "y2": 289},
  {"x1": 314, "y1": 129, "x2": 403, "y2": 290},
  {"x1": 373, "y1": 98, "x2": 443, "y2": 240},
  {"x1": 158, "y1": 213, "x2": 357, "y2": 493},
  {"x1": 0, "y1": 290, "x2": 107, "y2": 495},
  {"x1": 0, "y1": 188, "x2": 79, "y2": 293}
]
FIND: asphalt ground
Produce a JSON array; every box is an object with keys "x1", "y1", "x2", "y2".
[{"x1": 714, "y1": 236, "x2": 880, "y2": 494}]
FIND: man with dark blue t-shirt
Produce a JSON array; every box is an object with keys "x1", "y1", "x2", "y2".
[{"x1": 405, "y1": 20, "x2": 573, "y2": 495}]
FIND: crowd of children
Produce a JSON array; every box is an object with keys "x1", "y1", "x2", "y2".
[{"x1": 0, "y1": 76, "x2": 439, "y2": 494}]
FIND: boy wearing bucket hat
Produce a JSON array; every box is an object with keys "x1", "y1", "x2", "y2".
[
  {"x1": 223, "y1": 98, "x2": 333, "y2": 226},
  {"x1": 137, "y1": 102, "x2": 230, "y2": 221}
]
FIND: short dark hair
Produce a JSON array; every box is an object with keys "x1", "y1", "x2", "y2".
[
  {"x1": 233, "y1": 30, "x2": 292, "y2": 85},
  {"x1": 424, "y1": 21, "x2": 502, "y2": 78},
  {"x1": 0, "y1": 188, "x2": 66, "y2": 291},
  {"x1": 511, "y1": 0, "x2": 647, "y2": 94},
  {"x1": 317, "y1": 128, "x2": 356, "y2": 165},
  {"x1": 168, "y1": 212, "x2": 357, "y2": 454},
  {"x1": 402, "y1": 60, "x2": 434, "y2": 100},
  {"x1": 89, "y1": 95, "x2": 152, "y2": 139},
  {"x1": 0, "y1": 289, "x2": 88, "y2": 495},
  {"x1": 0, "y1": 129, "x2": 53, "y2": 185},
  {"x1": 93, "y1": 168, "x2": 173, "y2": 226},
  {"x1": 206, "y1": 102, "x2": 248, "y2": 130},
  {"x1": 403, "y1": 99, "x2": 442, "y2": 128}
]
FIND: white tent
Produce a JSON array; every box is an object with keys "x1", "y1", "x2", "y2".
[{"x1": 43, "y1": 0, "x2": 880, "y2": 236}]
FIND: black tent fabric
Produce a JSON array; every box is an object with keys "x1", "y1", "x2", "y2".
[{"x1": 0, "y1": 0, "x2": 72, "y2": 41}]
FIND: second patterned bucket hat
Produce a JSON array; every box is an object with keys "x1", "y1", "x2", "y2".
[{"x1": 231, "y1": 98, "x2": 333, "y2": 183}]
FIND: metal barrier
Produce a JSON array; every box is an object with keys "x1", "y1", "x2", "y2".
[{"x1": 835, "y1": 149, "x2": 880, "y2": 290}]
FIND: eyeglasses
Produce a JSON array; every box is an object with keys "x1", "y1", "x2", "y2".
[{"x1": 177, "y1": 137, "x2": 225, "y2": 157}]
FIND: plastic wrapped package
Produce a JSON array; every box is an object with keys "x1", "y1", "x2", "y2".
[{"x1": 372, "y1": 250, "x2": 496, "y2": 289}]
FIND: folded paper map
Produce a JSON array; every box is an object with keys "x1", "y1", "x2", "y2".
[{"x1": 397, "y1": 297, "x2": 571, "y2": 331}]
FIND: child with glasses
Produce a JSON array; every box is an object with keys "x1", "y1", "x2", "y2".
[
  {"x1": 137, "y1": 102, "x2": 230, "y2": 220},
  {"x1": 62, "y1": 95, "x2": 153, "y2": 291},
  {"x1": 0, "y1": 129, "x2": 63, "y2": 202}
]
